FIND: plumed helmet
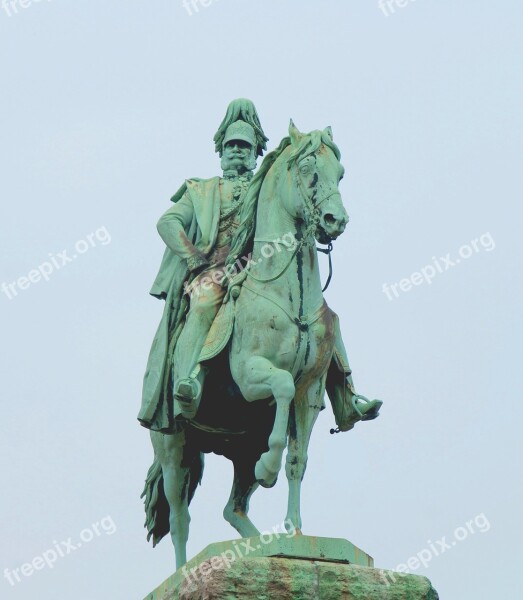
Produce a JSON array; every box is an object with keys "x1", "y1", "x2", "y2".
[
  {"x1": 222, "y1": 120, "x2": 257, "y2": 150},
  {"x1": 214, "y1": 98, "x2": 269, "y2": 157}
]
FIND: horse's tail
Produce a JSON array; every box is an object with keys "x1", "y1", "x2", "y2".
[
  {"x1": 141, "y1": 459, "x2": 169, "y2": 547},
  {"x1": 141, "y1": 454, "x2": 204, "y2": 547}
]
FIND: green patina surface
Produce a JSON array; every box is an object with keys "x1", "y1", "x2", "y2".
[
  {"x1": 139, "y1": 99, "x2": 383, "y2": 571},
  {"x1": 137, "y1": 98, "x2": 437, "y2": 599}
]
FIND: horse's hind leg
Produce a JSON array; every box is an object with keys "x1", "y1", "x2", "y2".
[
  {"x1": 223, "y1": 454, "x2": 261, "y2": 538},
  {"x1": 285, "y1": 379, "x2": 324, "y2": 534},
  {"x1": 152, "y1": 430, "x2": 193, "y2": 570}
]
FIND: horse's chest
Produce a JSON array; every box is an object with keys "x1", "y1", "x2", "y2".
[{"x1": 279, "y1": 310, "x2": 336, "y2": 379}]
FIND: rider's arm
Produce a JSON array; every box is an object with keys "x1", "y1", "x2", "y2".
[{"x1": 157, "y1": 193, "x2": 209, "y2": 272}]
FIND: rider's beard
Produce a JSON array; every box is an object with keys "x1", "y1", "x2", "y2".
[{"x1": 221, "y1": 148, "x2": 256, "y2": 176}]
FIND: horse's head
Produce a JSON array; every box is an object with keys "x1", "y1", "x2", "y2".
[{"x1": 287, "y1": 121, "x2": 348, "y2": 243}]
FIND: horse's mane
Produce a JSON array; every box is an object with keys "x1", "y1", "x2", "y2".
[
  {"x1": 226, "y1": 136, "x2": 291, "y2": 266},
  {"x1": 288, "y1": 128, "x2": 341, "y2": 164},
  {"x1": 226, "y1": 129, "x2": 341, "y2": 267}
]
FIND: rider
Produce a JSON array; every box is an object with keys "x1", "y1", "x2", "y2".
[{"x1": 153, "y1": 101, "x2": 268, "y2": 419}]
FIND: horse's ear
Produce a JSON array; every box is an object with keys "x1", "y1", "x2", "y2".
[
  {"x1": 289, "y1": 119, "x2": 303, "y2": 145},
  {"x1": 323, "y1": 126, "x2": 333, "y2": 141}
]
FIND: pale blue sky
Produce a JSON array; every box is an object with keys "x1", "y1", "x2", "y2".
[{"x1": 1, "y1": 1, "x2": 521, "y2": 599}]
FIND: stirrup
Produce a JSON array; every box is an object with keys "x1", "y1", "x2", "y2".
[
  {"x1": 352, "y1": 394, "x2": 382, "y2": 422},
  {"x1": 330, "y1": 394, "x2": 383, "y2": 434}
]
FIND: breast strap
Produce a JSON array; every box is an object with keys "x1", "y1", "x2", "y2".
[{"x1": 241, "y1": 281, "x2": 327, "y2": 330}]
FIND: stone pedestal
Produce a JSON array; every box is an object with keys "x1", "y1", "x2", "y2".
[{"x1": 144, "y1": 536, "x2": 438, "y2": 600}]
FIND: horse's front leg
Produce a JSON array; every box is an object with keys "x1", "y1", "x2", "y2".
[
  {"x1": 223, "y1": 454, "x2": 261, "y2": 537},
  {"x1": 235, "y1": 355, "x2": 295, "y2": 488},
  {"x1": 152, "y1": 430, "x2": 193, "y2": 570},
  {"x1": 285, "y1": 378, "x2": 325, "y2": 534}
]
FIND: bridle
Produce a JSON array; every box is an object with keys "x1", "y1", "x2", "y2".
[{"x1": 247, "y1": 159, "x2": 338, "y2": 290}]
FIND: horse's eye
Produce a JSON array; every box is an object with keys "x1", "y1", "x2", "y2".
[{"x1": 300, "y1": 165, "x2": 311, "y2": 175}]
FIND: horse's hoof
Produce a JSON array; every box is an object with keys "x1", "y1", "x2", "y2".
[
  {"x1": 284, "y1": 519, "x2": 302, "y2": 536},
  {"x1": 255, "y1": 455, "x2": 279, "y2": 488}
]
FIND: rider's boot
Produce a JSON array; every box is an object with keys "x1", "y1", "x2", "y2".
[
  {"x1": 174, "y1": 364, "x2": 207, "y2": 419},
  {"x1": 325, "y1": 314, "x2": 383, "y2": 432},
  {"x1": 173, "y1": 299, "x2": 218, "y2": 418},
  {"x1": 172, "y1": 272, "x2": 226, "y2": 418}
]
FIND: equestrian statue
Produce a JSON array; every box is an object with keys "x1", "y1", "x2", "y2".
[{"x1": 138, "y1": 98, "x2": 383, "y2": 569}]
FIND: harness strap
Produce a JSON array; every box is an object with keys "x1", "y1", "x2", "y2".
[
  {"x1": 242, "y1": 281, "x2": 327, "y2": 329},
  {"x1": 189, "y1": 419, "x2": 247, "y2": 436},
  {"x1": 245, "y1": 220, "x2": 317, "y2": 284},
  {"x1": 242, "y1": 281, "x2": 329, "y2": 380},
  {"x1": 317, "y1": 241, "x2": 334, "y2": 292}
]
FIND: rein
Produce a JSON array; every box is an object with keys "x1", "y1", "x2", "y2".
[
  {"x1": 248, "y1": 218, "x2": 317, "y2": 285},
  {"x1": 245, "y1": 166, "x2": 337, "y2": 289},
  {"x1": 317, "y1": 241, "x2": 333, "y2": 292}
]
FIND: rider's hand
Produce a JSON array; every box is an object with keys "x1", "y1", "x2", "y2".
[{"x1": 186, "y1": 254, "x2": 210, "y2": 275}]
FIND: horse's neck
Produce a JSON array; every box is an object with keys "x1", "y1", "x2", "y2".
[{"x1": 251, "y1": 186, "x2": 324, "y2": 318}]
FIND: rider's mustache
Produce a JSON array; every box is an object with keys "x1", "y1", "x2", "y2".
[{"x1": 221, "y1": 155, "x2": 251, "y2": 170}]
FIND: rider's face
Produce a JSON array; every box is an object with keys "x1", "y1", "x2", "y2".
[{"x1": 223, "y1": 140, "x2": 252, "y2": 168}]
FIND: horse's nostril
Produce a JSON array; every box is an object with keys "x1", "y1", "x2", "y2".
[{"x1": 324, "y1": 214, "x2": 336, "y2": 225}]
